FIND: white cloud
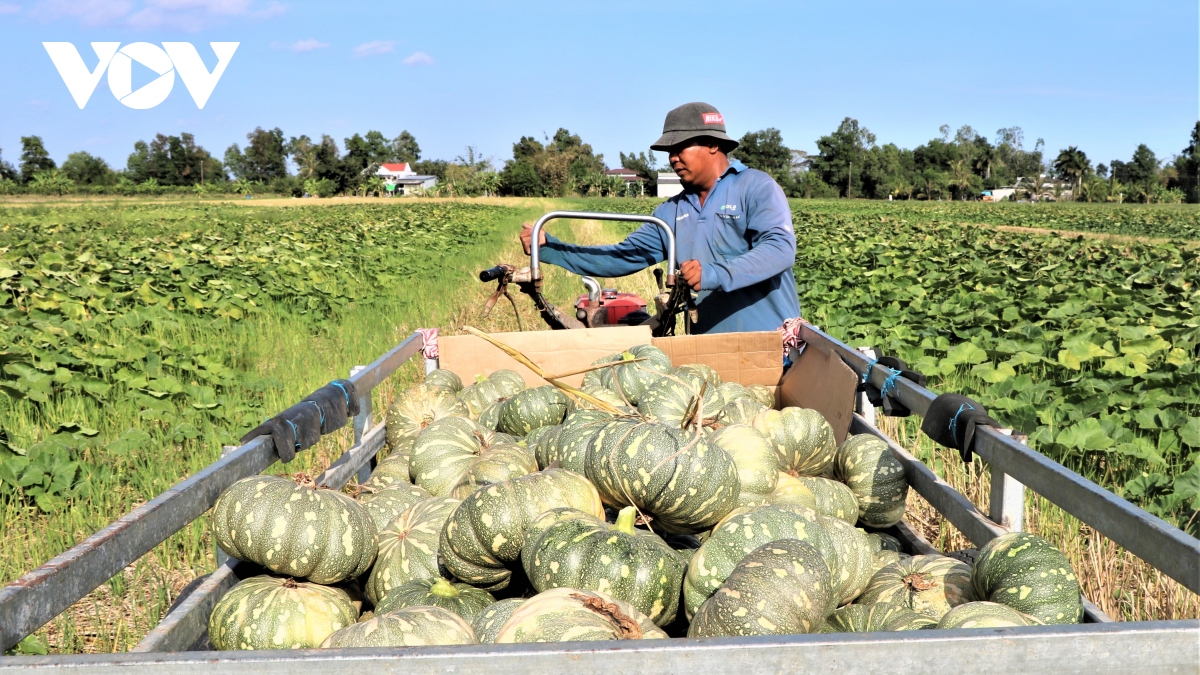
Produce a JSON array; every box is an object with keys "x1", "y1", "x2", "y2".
[
  {"x1": 29, "y1": 0, "x2": 284, "y2": 29},
  {"x1": 352, "y1": 40, "x2": 395, "y2": 58},
  {"x1": 402, "y1": 51, "x2": 433, "y2": 66},
  {"x1": 287, "y1": 38, "x2": 328, "y2": 52},
  {"x1": 31, "y1": 0, "x2": 133, "y2": 25},
  {"x1": 0, "y1": 3, "x2": 21, "y2": 14}
]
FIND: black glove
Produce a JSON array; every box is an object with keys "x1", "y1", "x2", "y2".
[
  {"x1": 241, "y1": 379, "x2": 360, "y2": 463},
  {"x1": 920, "y1": 393, "x2": 999, "y2": 462},
  {"x1": 860, "y1": 356, "x2": 927, "y2": 418}
]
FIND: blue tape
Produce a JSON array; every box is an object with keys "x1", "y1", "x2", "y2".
[
  {"x1": 948, "y1": 403, "x2": 975, "y2": 443},
  {"x1": 862, "y1": 358, "x2": 878, "y2": 384},
  {"x1": 880, "y1": 370, "x2": 901, "y2": 398},
  {"x1": 305, "y1": 400, "x2": 324, "y2": 427},
  {"x1": 329, "y1": 380, "x2": 352, "y2": 408}
]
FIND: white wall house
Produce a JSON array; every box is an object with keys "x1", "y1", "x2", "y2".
[
  {"x1": 657, "y1": 172, "x2": 683, "y2": 198},
  {"x1": 376, "y1": 163, "x2": 438, "y2": 195}
]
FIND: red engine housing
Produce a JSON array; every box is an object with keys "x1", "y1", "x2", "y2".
[{"x1": 575, "y1": 289, "x2": 647, "y2": 325}]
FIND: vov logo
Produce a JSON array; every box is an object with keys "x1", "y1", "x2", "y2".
[{"x1": 43, "y1": 42, "x2": 239, "y2": 110}]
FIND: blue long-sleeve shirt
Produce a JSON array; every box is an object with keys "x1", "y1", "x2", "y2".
[{"x1": 540, "y1": 160, "x2": 801, "y2": 333}]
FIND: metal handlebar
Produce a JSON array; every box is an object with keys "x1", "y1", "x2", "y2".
[
  {"x1": 580, "y1": 276, "x2": 602, "y2": 303},
  {"x1": 529, "y1": 211, "x2": 677, "y2": 286}
]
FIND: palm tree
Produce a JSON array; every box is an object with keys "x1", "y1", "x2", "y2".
[
  {"x1": 30, "y1": 170, "x2": 74, "y2": 196},
  {"x1": 1053, "y1": 146, "x2": 1091, "y2": 200},
  {"x1": 949, "y1": 159, "x2": 974, "y2": 200}
]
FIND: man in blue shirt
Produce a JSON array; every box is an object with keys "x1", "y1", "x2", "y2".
[{"x1": 521, "y1": 102, "x2": 801, "y2": 334}]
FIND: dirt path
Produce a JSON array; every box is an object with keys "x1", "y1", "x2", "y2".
[{"x1": 983, "y1": 223, "x2": 1185, "y2": 246}]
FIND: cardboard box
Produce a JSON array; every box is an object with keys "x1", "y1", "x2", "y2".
[{"x1": 439, "y1": 328, "x2": 858, "y2": 443}]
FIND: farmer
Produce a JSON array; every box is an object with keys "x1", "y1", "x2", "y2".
[{"x1": 521, "y1": 102, "x2": 801, "y2": 334}]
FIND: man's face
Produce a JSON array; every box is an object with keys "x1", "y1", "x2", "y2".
[{"x1": 668, "y1": 139, "x2": 724, "y2": 188}]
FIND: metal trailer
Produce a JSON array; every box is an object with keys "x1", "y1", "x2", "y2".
[{"x1": 0, "y1": 327, "x2": 1197, "y2": 673}]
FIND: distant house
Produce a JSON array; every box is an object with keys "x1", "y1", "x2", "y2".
[
  {"x1": 657, "y1": 172, "x2": 683, "y2": 198},
  {"x1": 375, "y1": 162, "x2": 438, "y2": 195},
  {"x1": 605, "y1": 167, "x2": 646, "y2": 196}
]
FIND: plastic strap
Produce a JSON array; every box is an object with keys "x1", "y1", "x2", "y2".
[
  {"x1": 304, "y1": 399, "x2": 324, "y2": 427},
  {"x1": 948, "y1": 402, "x2": 975, "y2": 443},
  {"x1": 879, "y1": 370, "x2": 901, "y2": 398},
  {"x1": 329, "y1": 380, "x2": 351, "y2": 407},
  {"x1": 862, "y1": 358, "x2": 878, "y2": 384},
  {"x1": 284, "y1": 419, "x2": 301, "y2": 449}
]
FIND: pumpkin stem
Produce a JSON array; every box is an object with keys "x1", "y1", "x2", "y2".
[
  {"x1": 429, "y1": 578, "x2": 460, "y2": 598},
  {"x1": 475, "y1": 374, "x2": 488, "y2": 384},
  {"x1": 903, "y1": 573, "x2": 937, "y2": 592},
  {"x1": 614, "y1": 507, "x2": 638, "y2": 535}
]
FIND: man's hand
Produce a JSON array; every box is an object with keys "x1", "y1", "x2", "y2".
[
  {"x1": 681, "y1": 259, "x2": 702, "y2": 291},
  {"x1": 520, "y1": 222, "x2": 546, "y2": 255}
]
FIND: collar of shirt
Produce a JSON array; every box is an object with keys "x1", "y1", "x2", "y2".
[{"x1": 679, "y1": 159, "x2": 747, "y2": 211}]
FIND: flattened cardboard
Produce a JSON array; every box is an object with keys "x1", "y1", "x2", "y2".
[
  {"x1": 652, "y1": 332, "x2": 782, "y2": 387},
  {"x1": 778, "y1": 344, "x2": 859, "y2": 444},
  {"x1": 439, "y1": 326, "x2": 652, "y2": 388}
]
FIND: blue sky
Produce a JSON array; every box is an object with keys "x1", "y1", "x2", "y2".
[{"x1": 0, "y1": 0, "x2": 1196, "y2": 174}]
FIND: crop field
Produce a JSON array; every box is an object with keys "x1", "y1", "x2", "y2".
[{"x1": 0, "y1": 196, "x2": 1196, "y2": 654}]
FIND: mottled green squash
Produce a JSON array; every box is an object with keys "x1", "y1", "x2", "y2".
[
  {"x1": 796, "y1": 476, "x2": 859, "y2": 524},
  {"x1": 409, "y1": 417, "x2": 512, "y2": 497},
  {"x1": 834, "y1": 434, "x2": 909, "y2": 527},
  {"x1": 767, "y1": 472, "x2": 818, "y2": 510},
  {"x1": 688, "y1": 539, "x2": 833, "y2": 637},
  {"x1": 457, "y1": 370, "x2": 525, "y2": 418},
  {"x1": 522, "y1": 506, "x2": 686, "y2": 626},
  {"x1": 424, "y1": 368, "x2": 464, "y2": 394},
  {"x1": 321, "y1": 605, "x2": 476, "y2": 647},
  {"x1": 449, "y1": 443, "x2": 539, "y2": 499},
  {"x1": 856, "y1": 554, "x2": 975, "y2": 619},
  {"x1": 580, "y1": 385, "x2": 630, "y2": 409},
  {"x1": 716, "y1": 381, "x2": 752, "y2": 406},
  {"x1": 815, "y1": 513, "x2": 875, "y2": 605},
  {"x1": 592, "y1": 345, "x2": 673, "y2": 405},
  {"x1": 972, "y1": 532, "x2": 1083, "y2": 625},
  {"x1": 683, "y1": 504, "x2": 836, "y2": 619},
  {"x1": 470, "y1": 598, "x2": 525, "y2": 644},
  {"x1": 213, "y1": 475, "x2": 377, "y2": 584},
  {"x1": 708, "y1": 425, "x2": 779, "y2": 507},
  {"x1": 636, "y1": 370, "x2": 723, "y2": 428},
  {"x1": 358, "y1": 483, "x2": 432, "y2": 532},
  {"x1": 439, "y1": 468, "x2": 605, "y2": 590},
  {"x1": 584, "y1": 418, "x2": 740, "y2": 535},
  {"x1": 365, "y1": 497, "x2": 459, "y2": 605},
  {"x1": 936, "y1": 601, "x2": 1036, "y2": 629},
  {"x1": 386, "y1": 384, "x2": 470, "y2": 447},
  {"x1": 209, "y1": 576, "x2": 357, "y2": 650},
  {"x1": 497, "y1": 386, "x2": 572, "y2": 436},
  {"x1": 872, "y1": 550, "x2": 907, "y2": 575},
  {"x1": 362, "y1": 440, "x2": 415, "y2": 490},
  {"x1": 477, "y1": 400, "x2": 508, "y2": 431},
  {"x1": 867, "y1": 532, "x2": 904, "y2": 553},
  {"x1": 752, "y1": 407, "x2": 837, "y2": 477},
  {"x1": 493, "y1": 587, "x2": 667, "y2": 643},
  {"x1": 675, "y1": 363, "x2": 721, "y2": 389},
  {"x1": 535, "y1": 409, "x2": 611, "y2": 473},
  {"x1": 374, "y1": 577, "x2": 495, "y2": 623},
  {"x1": 820, "y1": 602, "x2": 936, "y2": 633},
  {"x1": 717, "y1": 397, "x2": 767, "y2": 426},
  {"x1": 747, "y1": 385, "x2": 774, "y2": 408}
]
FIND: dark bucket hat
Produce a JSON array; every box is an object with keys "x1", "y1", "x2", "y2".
[{"x1": 650, "y1": 102, "x2": 739, "y2": 152}]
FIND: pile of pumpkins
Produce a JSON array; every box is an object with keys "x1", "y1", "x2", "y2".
[{"x1": 207, "y1": 344, "x2": 1084, "y2": 650}]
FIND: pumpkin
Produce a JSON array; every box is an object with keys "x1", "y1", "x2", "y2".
[
  {"x1": 409, "y1": 416, "x2": 514, "y2": 497},
  {"x1": 213, "y1": 475, "x2": 376, "y2": 584},
  {"x1": 936, "y1": 601, "x2": 1037, "y2": 629},
  {"x1": 424, "y1": 368, "x2": 464, "y2": 394},
  {"x1": 820, "y1": 602, "x2": 936, "y2": 633},
  {"x1": 717, "y1": 397, "x2": 767, "y2": 426},
  {"x1": 751, "y1": 407, "x2": 837, "y2": 478},
  {"x1": 972, "y1": 532, "x2": 1083, "y2": 624},
  {"x1": 767, "y1": 472, "x2": 818, "y2": 510},
  {"x1": 439, "y1": 468, "x2": 605, "y2": 590},
  {"x1": 716, "y1": 381, "x2": 752, "y2": 406},
  {"x1": 497, "y1": 385, "x2": 572, "y2": 436},
  {"x1": 458, "y1": 370, "x2": 525, "y2": 418},
  {"x1": 470, "y1": 598, "x2": 525, "y2": 644},
  {"x1": 683, "y1": 504, "x2": 836, "y2": 619},
  {"x1": 386, "y1": 384, "x2": 470, "y2": 447},
  {"x1": 748, "y1": 385, "x2": 775, "y2": 408},
  {"x1": 359, "y1": 483, "x2": 432, "y2": 532},
  {"x1": 535, "y1": 409, "x2": 611, "y2": 473},
  {"x1": 796, "y1": 476, "x2": 859, "y2": 524},
  {"x1": 872, "y1": 550, "x2": 907, "y2": 575},
  {"x1": 856, "y1": 554, "x2": 976, "y2": 619},
  {"x1": 584, "y1": 418, "x2": 740, "y2": 535},
  {"x1": 636, "y1": 370, "x2": 723, "y2": 428},
  {"x1": 581, "y1": 385, "x2": 630, "y2": 409},
  {"x1": 591, "y1": 345, "x2": 673, "y2": 405},
  {"x1": 688, "y1": 539, "x2": 833, "y2": 637},
  {"x1": 374, "y1": 577, "x2": 496, "y2": 623},
  {"x1": 492, "y1": 587, "x2": 667, "y2": 643},
  {"x1": 815, "y1": 513, "x2": 875, "y2": 605},
  {"x1": 868, "y1": 532, "x2": 904, "y2": 553},
  {"x1": 364, "y1": 496, "x2": 459, "y2": 605},
  {"x1": 209, "y1": 575, "x2": 357, "y2": 650},
  {"x1": 362, "y1": 440, "x2": 415, "y2": 490},
  {"x1": 449, "y1": 443, "x2": 539, "y2": 499},
  {"x1": 834, "y1": 434, "x2": 908, "y2": 527},
  {"x1": 521, "y1": 506, "x2": 686, "y2": 626},
  {"x1": 320, "y1": 605, "x2": 475, "y2": 647},
  {"x1": 676, "y1": 363, "x2": 722, "y2": 388},
  {"x1": 708, "y1": 425, "x2": 779, "y2": 506},
  {"x1": 477, "y1": 400, "x2": 508, "y2": 431}
]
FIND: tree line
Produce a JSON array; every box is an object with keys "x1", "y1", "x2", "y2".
[{"x1": 2, "y1": 119, "x2": 1196, "y2": 203}]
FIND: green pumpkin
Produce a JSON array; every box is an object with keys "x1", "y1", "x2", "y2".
[
  {"x1": 213, "y1": 475, "x2": 377, "y2": 584},
  {"x1": 675, "y1": 363, "x2": 722, "y2": 389},
  {"x1": 796, "y1": 476, "x2": 859, "y2": 524},
  {"x1": 816, "y1": 513, "x2": 875, "y2": 605},
  {"x1": 683, "y1": 504, "x2": 836, "y2": 619},
  {"x1": 496, "y1": 386, "x2": 572, "y2": 436},
  {"x1": 470, "y1": 598, "x2": 525, "y2": 644},
  {"x1": 209, "y1": 575, "x2": 357, "y2": 650},
  {"x1": 439, "y1": 468, "x2": 605, "y2": 590},
  {"x1": 767, "y1": 472, "x2": 818, "y2": 510},
  {"x1": 458, "y1": 370, "x2": 525, "y2": 418},
  {"x1": 717, "y1": 397, "x2": 767, "y2": 426},
  {"x1": 834, "y1": 434, "x2": 909, "y2": 528},
  {"x1": 424, "y1": 369, "x2": 464, "y2": 394},
  {"x1": 449, "y1": 443, "x2": 539, "y2": 499},
  {"x1": 636, "y1": 370, "x2": 723, "y2": 428},
  {"x1": 747, "y1": 385, "x2": 775, "y2": 408},
  {"x1": 320, "y1": 605, "x2": 476, "y2": 647},
  {"x1": 716, "y1": 381, "x2": 752, "y2": 406},
  {"x1": 374, "y1": 577, "x2": 496, "y2": 623},
  {"x1": 359, "y1": 482, "x2": 432, "y2": 531},
  {"x1": 409, "y1": 416, "x2": 513, "y2": 496},
  {"x1": 365, "y1": 497, "x2": 460, "y2": 605},
  {"x1": 936, "y1": 601, "x2": 1037, "y2": 629},
  {"x1": 522, "y1": 506, "x2": 686, "y2": 626},
  {"x1": 868, "y1": 532, "x2": 904, "y2": 553},
  {"x1": 580, "y1": 385, "x2": 630, "y2": 409},
  {"x1": 708, "y1": 424, "x2": 779, "y2": 507},
  {"x1": 584, "y1": 418, "x2": 740, "y2": 535},
  {"x1": 872, "y1": 549, "x2": 908, "y2": 575},
  {"x1": 477, "y1": 400, "x2": 508, "y2": 431},
  {"x1": 752, "y1": 407, "x2": 837, "y2": 477},
  {"x1": 856, "y1": 554, "x2": 976, "y2": 619},
  {"x1": 535, "y1": 409, "x2": 612, "y2": 473},
  {"x1": 972, "y1": 532, "x2": 1083, "y2": 624},
  {"x1": 492, "y1": 587, "x2": 667, "y2": 643},
  {"x1": 688, "y1": 539, "x2": 833, "y2": 637},
  {"x1": 362, "y1": 441, "x2": 415, "y2": 491},
  {"x1": 592, "y1": 345, "x2": 673, "y2": 405},
  {"x1": 820, "y1": 602, "x2": 936, "y2": 633},
  {"x1": 387, "y1": 384, "x2": 470, "y2": 447}
]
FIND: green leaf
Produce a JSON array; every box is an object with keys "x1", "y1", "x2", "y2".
[
  {"x1": 107, "y1": 428, "x2": 152, "y2": 455},
  {"x1": 1124, "y1": 472, "x2": 1170, "y2": 498},
  {"x1": 13, "y1": 634, "x2": 48, "y2": 656},
  {"x1": 1173, "y1": 462, "x2": 1200, "y2": 501},
  {"x1": 944, "y1": 342, "x2": 988, "y2": 366},
  {"x1": 1056, "y1": 418, "x2": 1114, "y2": 451},
  {"x1": 972, "y1": 361, "x2": 1016, "y2": 383},
  {"x1": 1181, "y1": 418, "x2": 1200, "y2": 448}
]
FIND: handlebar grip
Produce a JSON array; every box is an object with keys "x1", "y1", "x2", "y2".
[{"x1": 479, "y1": 266, "x2": 507, "y2": 282}]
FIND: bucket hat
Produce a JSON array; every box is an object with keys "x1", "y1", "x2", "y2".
[{"x1": 650, "y1": 102, "x2": 739, "y2": 152}]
